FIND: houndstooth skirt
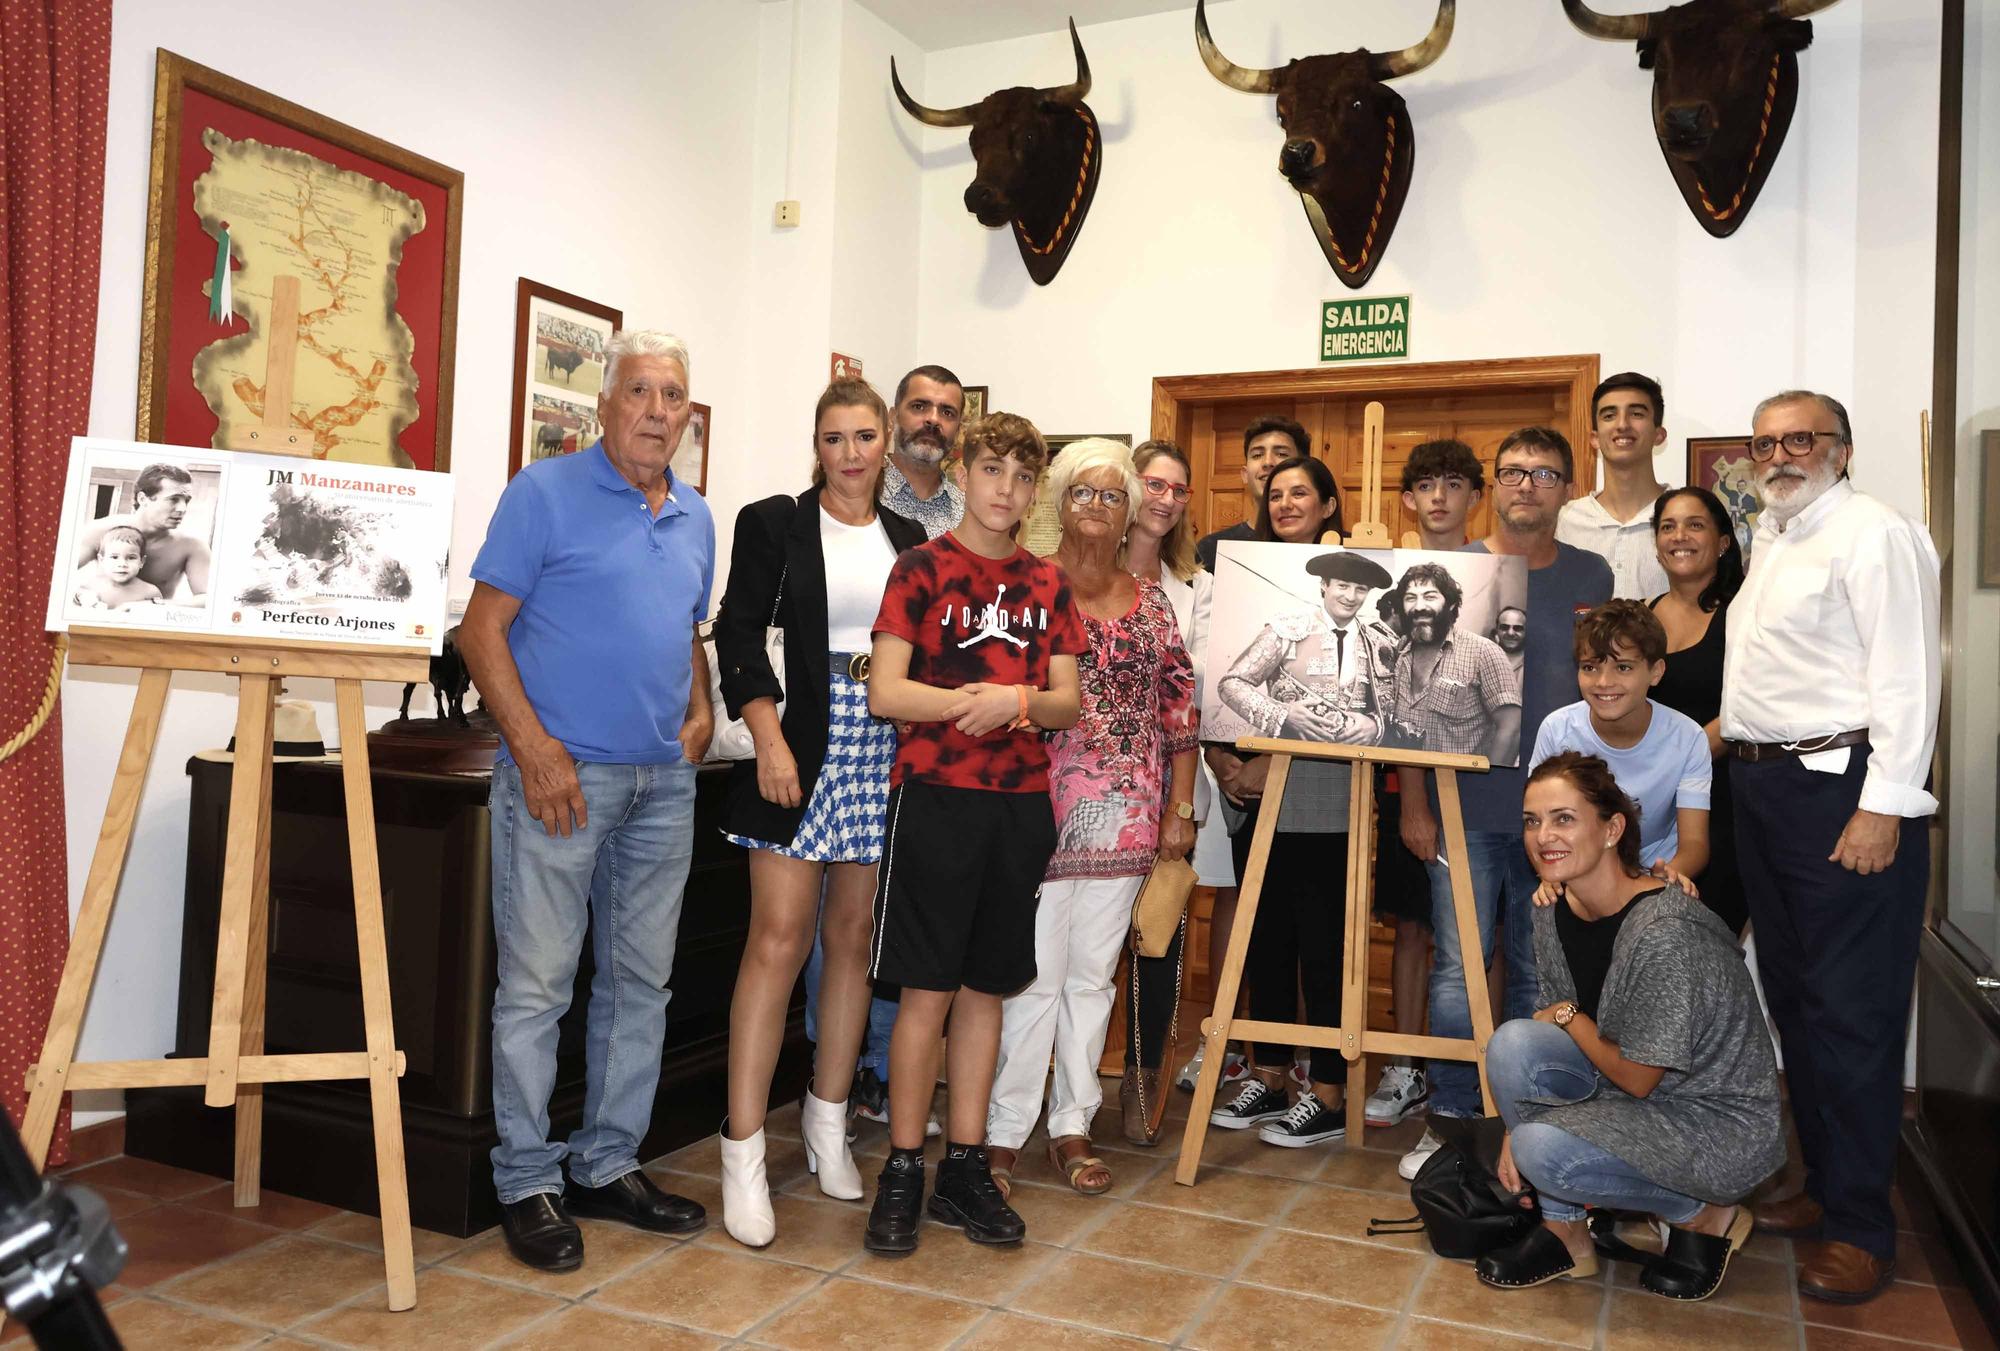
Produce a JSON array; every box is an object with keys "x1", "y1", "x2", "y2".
[{"x1": 722, "y1": 668, "x2": 897, "y2": 864}]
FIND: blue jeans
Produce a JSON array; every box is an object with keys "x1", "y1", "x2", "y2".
[
  {"x1": 489, "y1": 758, "x2": 696, "y2": 1203},
  {"x1": 803, "y1": 917, "x2": 894, "y2": 1078},
  {"x1": 1486, "y1": 1019, "x2": 1701, "y2": 1225},
  {"x1": 1424, "y1": 830, "x2": 1540, "y2": 1118}
]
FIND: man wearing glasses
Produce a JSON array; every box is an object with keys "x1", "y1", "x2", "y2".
[
  {"x1": 1722, "y1": 391, "x2": 1941, "y2": 1305},
  {"x1": 1398, "y1": 427, "x2": 1614, "y2": 1181}
]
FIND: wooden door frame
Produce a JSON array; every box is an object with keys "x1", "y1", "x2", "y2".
[{"x1": 1149, "y1": 353, "x2": 1602, "y2": 522}]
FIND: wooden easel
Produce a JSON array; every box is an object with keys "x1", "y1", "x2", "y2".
[
  {"x1": 22, "y1": 275, "x2": 423, "y2": 1310},
  {"x1": 1177, "y1": 400, "x2": 1499, "y2": 1185}
]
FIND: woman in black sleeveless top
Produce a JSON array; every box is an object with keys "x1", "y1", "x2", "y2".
[{"x1": 1646, "y1": 487, "x2": 1748, "y2": 934}]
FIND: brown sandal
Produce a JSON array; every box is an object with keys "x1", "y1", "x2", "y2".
[
  {"x1": 1048, "y1": 1135, "x2": 1112, "y2": 1195},
  {"x1": 987, "y1": 1146, "x2": 1018, "y2": 1201}
]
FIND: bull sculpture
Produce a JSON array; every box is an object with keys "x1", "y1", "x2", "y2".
[
  {"x1": 1196, "y1": 0, "x2": 1453, "y2": 289},
  {"x1": 1564, "y1": 0, "x2": 1842, "y2": 238},
  {"x1": 892, "y1": 20, "x2": 1100, "y2": 286}
]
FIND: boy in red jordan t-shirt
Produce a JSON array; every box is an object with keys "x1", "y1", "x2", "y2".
[{"x1": 862, "y1": 413, "x2": 1085, "y2": 1256}]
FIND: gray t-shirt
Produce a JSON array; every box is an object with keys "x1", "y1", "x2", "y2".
[{"x1": 1527, "y1": 886, "x2": 1783, "y2": 1203}]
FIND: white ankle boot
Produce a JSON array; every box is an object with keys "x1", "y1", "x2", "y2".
[
  {"x1": 720, "y1": 1125, "x2": 775, "y2": 1247},
  {"x1": 800, "y1": 1089, "x2": 863, "y2": 1201}
]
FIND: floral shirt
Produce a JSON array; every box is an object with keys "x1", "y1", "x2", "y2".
[{"x1": 1045, "y1": 578, "x2": 1199, "y2": 880}]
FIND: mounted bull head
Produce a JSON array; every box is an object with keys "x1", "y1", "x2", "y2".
[
  {"x1": 1564, "y1": 0, "x2": 1843, "y2": 238},
  {"x1": 893, "y1": 20, "x2": 1100, "y2": 286},
  {"x1": 1196, "y1": 0, "x2": 1452, "y2": 289}
]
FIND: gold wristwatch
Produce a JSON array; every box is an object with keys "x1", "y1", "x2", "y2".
[
  {"x1": 1553, "y1": 1001, "x2": 1579, "y2": 1027},
  {"x1": 1172, "y1": 800, "x2": 1195, "y2": 820}
]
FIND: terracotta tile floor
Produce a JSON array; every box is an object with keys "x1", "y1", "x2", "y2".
[{"x1": 6, "y1": 1062, "x2": 1994, "y2": 1350}]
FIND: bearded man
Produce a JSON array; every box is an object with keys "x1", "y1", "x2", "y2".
[{"x1": 880, "y1": 365, "x2": 967, "y2": 539}]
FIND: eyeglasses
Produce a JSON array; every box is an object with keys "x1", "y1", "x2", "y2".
[
  {"x1": 1494, "y1": 466, "x2": 1567, "y2": 488},
  {"x1": 1140, "y1": 476, "x2": 1191, "y2": 503},
  {"x1": 1747, "y1": 430, "x2": 1843, "y2": 461},
  {"x1": 1066, "y1": 485, "x2": 1129, "y2": 509}
]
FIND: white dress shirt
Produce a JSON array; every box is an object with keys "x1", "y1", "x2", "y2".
[
  {"x1": 1556, "y1": 495, "x2": 1669, "y2": 600},
  {"x1": 1720, "y1": 479, "x2": 1940, "y2": 818}
]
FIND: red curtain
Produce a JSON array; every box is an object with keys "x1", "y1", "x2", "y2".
[{"x1": 0, "y1": 0, "x2": 112, "y2": 1163}]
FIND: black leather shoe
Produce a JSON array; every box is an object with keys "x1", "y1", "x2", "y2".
[
  {"x1": 1642, "y1": 1208, "x2": 1752, "y2": 1302},
  {"x1": 564, "y1": 1170, "x2": 706, "y2": 1235},
  {"x1": 865, "y1": 1149, "x2": 926, "y2": 1255},
  {"x1": 928, "y1": 1144, "x2": 1026, "y2": 1245},
  {"x1": 1476, "y1": 1224, "x2": 1600, "y2": 1289},
  {"x1": 499, "y1": 1193, "x2": 583, "y2": 1272}
]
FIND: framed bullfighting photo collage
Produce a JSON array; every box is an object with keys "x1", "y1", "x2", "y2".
[{"x1": 508, "y1": 278, "x2": 623, "y2": 479}]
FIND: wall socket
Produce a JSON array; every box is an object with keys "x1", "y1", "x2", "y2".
[{"x1": 774, "y1": 200, "x2": 801, "y2": 228}]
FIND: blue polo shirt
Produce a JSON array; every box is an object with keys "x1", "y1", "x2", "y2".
[{"x1": 471, "y1": 442, "x2": 714, "y2": 765}]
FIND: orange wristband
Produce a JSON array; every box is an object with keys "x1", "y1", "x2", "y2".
[{"x1": 1012, "y1": 684, "x2": 1031, "y2": 731}]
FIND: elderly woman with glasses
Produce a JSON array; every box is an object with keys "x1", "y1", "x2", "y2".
[{"x1": 986, "y1": 439, "x2": 1198, "y2": 1197}]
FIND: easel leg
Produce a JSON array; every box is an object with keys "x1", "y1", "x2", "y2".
[
  {"x1": 233, "y1": 737, "x2": 275, "y2": 1206},
  {"x1": 1340, "y1": 768, "x2": 1375, "y2": 1144},
  {"x1": 205, "y1": 675, "x2": 273, "y2": 1108},
  {"x1": 1435, "y1": 770, "x2": 1497, "y2": 1116},
  {"x1": 1177, "y1": 755, "x2": 1291, "y2": 1185},
  {"x1": 22, "y1": 669, "x2": 172, "y2": 1170},
  {"x1": 335, "y1": 680, "x2": 416, "y2": 1311}
]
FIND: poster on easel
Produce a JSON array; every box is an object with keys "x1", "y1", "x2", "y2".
[{"x1": 47, "y1": 436, "x2": 452, "y2": 652}]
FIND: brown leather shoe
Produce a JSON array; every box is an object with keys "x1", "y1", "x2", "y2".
[
  {"x1": 1750, "y1": 1191, "x2": 1824, "y2": 1237},
  {"x1": 1799, "y1": 1240, "x2": 1895, "y2": 1304}
]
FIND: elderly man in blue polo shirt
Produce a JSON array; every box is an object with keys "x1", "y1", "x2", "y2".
[{"x1": 460, "y1": 329, "x2": 716, "y2": 1274}]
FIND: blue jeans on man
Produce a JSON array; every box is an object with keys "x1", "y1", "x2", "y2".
[
  {"x1": 488, "y1": 758, "x2": 697, "y2": 1204},
  {"x1": 1424, "y1": 829, "x2": 1541, "y2": 1118},
  {"x1": 1486, "y1": 1018, "x2": 1702, "y2": 1223},
  {"x1": 803, "y1": 928, "x2": 894, "y2": 1078}
]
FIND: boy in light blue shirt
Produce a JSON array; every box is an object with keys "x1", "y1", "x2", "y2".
[{"x1": 1529, "y1": 600, "x2": 1711, "y2": 886}]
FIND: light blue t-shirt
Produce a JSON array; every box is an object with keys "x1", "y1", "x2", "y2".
[
  {"x1": 1529, "y1": 699, "x2": 1712, "y2": 867},
  {"x1": 471, "y1": 442, "x2": 715, "y2": 765}
]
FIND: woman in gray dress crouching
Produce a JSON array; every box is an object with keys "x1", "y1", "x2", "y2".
[{"x1": 1477, "y1": 751, "x2": 1782, "y2": 1301}]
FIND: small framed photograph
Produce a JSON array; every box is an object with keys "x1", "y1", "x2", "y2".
[
  {"x1": 680, "y1": 402, "x2": 712, "y2": 496},
  {"x1": 961, "y1": 385, "x2": 988, "y2": 422},
  {"x1": 1686, "y1": 435, "x2": 1761, "y2": 555},
  {"x1": 509, "y1": 279, "x2": 622, "y2": 478}
]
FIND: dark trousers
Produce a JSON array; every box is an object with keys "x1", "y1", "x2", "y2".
[
  {"x1": 1231, "y1": 811, "x2": 1348, "y2": 1086},
  {"x1": 1126, "y1": 917, "x2": 1186, "y2": 1070},
  {"x1": 1732, "y1": 748, "x2": 1927, "y2": 1261}
]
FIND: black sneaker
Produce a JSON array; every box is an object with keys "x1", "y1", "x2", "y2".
[
  {"x1": 864, "y1": 1148, "x2": 925, "y2": 1255},
  {"x1": 850, "y1": 1067, "x2": 890, "y2": 1126},
  {"x1": 1257, "y1": 1094, "x2": 1347, "y2": 1148},
  {"x1": 928, "y1": 1143, "x2": 1025, "y2": 1245},
  {"x1": 1208, "y1": 1078, "x2": 1288, "y2": 1129}
]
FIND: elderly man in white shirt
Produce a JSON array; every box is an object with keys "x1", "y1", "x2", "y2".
[{"x1": 1720, "y1": 389, "x2": 1940, "y2": 1307}]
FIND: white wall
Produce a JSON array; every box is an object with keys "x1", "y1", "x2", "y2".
[{"x1": 909, "y1": 0, "x2": 1939, "y2": 517}]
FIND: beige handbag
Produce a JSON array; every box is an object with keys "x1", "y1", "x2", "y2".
[{"x1": 1132, "y1": 856, "x2": 1197, "y2": 959}]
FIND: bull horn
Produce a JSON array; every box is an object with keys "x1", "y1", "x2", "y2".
[
  {"x1": 1372, "y1": 0, "x2": 1456, "y2": 80},
  {"x1": 1772, "y1": 0, "x2": 1842, "y2": 16},
  {"x1": 891, "y1": 55, "x2": 979, "y2": 128},
  {"x1": 1195, "y1": 0, "x2": 1279, "y2": 95},
  {"x1": 1040, "y1": 18, "x2": 1092, "y2": 103},
  {"x1": 1561, "y1": 0, "x2": 1657, "y2": 41}
]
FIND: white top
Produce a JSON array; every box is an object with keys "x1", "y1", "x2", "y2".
[
  {"x1": 1556, "y1": 495, "x2": 1669, "y2": 600},
  {"x1": 821, "y1": 507, "x2": 899, "y2": 653},
  {"x1": 1530, "y1": 700, "x2": 1711, "y2": 868},
  {"x1": 1719, "y1": 480, "x2": 1941, "y2": 818}
]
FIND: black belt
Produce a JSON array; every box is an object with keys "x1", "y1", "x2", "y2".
[
  {"x1": 1725, "y1": 728, "x2": 1869, "y2": 763},
  {"x1": 829, "y1": 651, "x2": 870, "y2": 681}
]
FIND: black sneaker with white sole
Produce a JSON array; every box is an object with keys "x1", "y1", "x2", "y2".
[
  {"x1": 1208, "y1": 1078, "x2": 1288, "y2": 1129},
  {"x1": 1258, "y1": 1094, "x2": 1347, "y2": 1147}
]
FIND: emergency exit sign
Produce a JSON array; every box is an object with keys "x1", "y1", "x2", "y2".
[{"x1": 1319, "y1": 295, "x2": 1410, "y2": 363}]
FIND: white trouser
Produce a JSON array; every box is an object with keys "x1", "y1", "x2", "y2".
[{"x1": 986, "y1": 873, "x2": 1146, "y2": 1149}]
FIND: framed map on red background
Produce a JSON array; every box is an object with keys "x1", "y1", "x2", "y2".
[{"x1": 136, "y1": 51, "x2": 464, "y2": 472}]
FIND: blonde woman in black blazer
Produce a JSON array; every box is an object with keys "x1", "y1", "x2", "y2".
[{"x1": 713, "y1": 379, "x2": 924, "y2": 1247}]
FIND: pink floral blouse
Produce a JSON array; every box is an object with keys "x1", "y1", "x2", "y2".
[{"x1": 1046, "y1": 577, "x2": 1199, "y2": 880}]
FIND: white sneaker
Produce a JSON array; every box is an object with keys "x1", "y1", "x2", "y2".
[
  {"x1": 1397, "y1": 1125, "x2": 1444, "y2": 1181},
  {"x1": 1364, "y1": 1066, "x2": 1429, "y2": 1128},
  {"x1": 1175, "y1": 1045, "x2": 1248, "y2": 1092}
]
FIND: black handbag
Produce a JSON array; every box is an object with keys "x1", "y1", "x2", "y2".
[{"x1": 1370, "y1": 1116, "x2": 1541, "y2": 1259}]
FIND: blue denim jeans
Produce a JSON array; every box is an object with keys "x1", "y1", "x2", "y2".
[
  {"x1": 489, "y1": 758, "x2": 696, "y2": 1203},
  {"x1": 1486, "y1": 1019, "x2": 1702, "y2": 1224},
  {"x1": 1424, "y1": 830, "x2": 1541, "y2": 1118},
  {"x1": 803, "y1": 917, "x2": 894, "y2": 1078}
]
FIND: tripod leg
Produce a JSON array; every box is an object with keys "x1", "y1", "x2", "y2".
[
  {"x1": 1341, "y1": 767, "x2": 1375, "y2": 1143},
  {"x1": 205, "y1": 674, "x2": 273, "y2": 1108},
  {"x1": 1436, "y1": 770, "x2": 1497, "y2": 1115},
  {"x1": 233, "y1": 735, "x2": 275, "y2": 1205}
]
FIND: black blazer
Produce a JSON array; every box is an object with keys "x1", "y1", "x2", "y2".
[{"x1": 715, "y1": 486, "x2": 925, "y2": 847}]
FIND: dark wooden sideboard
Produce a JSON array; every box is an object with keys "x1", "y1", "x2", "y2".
[{"x1": 125, "y1": 758, "x2": 805, "y2": 1236}]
